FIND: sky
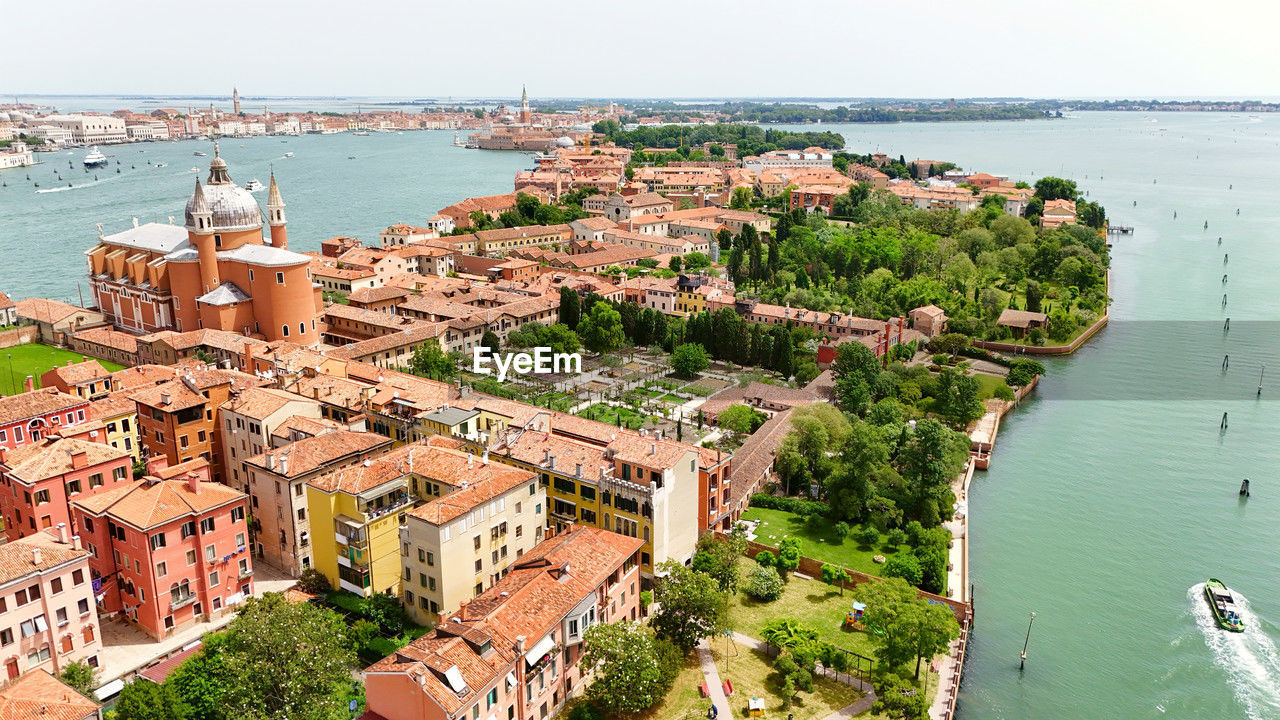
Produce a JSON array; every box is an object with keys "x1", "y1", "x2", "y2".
[{"x1": 5, "y1": 0, "x2": 1279, "y2": 100}]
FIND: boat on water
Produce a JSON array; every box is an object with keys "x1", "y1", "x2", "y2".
[
  {"x1": 154, "y1": 162, "x2": 166, "y2": 168},
  {"x1": 82, "y1": 147, "x2": 108, "y2": 168},
  {"x1": 1204, "y1": 579, "x2": 1245, "y2": 632},
  {"x1": 283, "y1": 152, "x2": 294, "y2": 158},
  {"x1": 352, "y1": 130, "x2": 369, "y2": 136},
  {"x1": 244, "y1": 178, "x2": 266, "y2": 192},
  {"x1": 194, "y1": 150, "x2": 207, "y2": 156}
]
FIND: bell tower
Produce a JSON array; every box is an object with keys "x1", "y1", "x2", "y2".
[
  {"x1": 232, "y1": 87, "x2": 241, "y2": 115},
  {"x1": 519, "y1": 85, "x2": 531, "y2": 125},
  {"x1": 188, "y1": 179, "x2": 220, "y2": 292},
  {"x1": 267, "y1": 171, "x2": 287, "y2": 249}
]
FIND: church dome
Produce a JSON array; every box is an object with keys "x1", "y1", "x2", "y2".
[
  {"x1": 184, "y1": 144, "x2": 262, "y2": 231},
  {"x1": 555, "y1": 136, "x2": 575, "y2": 148}
]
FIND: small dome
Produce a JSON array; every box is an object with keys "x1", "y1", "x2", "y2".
[
  {"x1": 185, "y1": 183, "x2": 262, "y2": 231},
  {"x1": 555, "y1": 136, "x2": 575, "y2": 148},
  {"x1": 501, "y1": 114, "x2": 516, "y2": 123}
]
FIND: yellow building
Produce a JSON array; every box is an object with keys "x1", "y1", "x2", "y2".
[
  {"x1": 306, "y1": 442, "x2": 432, "y2": 596},
  {"x1": 89, "y1": 392, "x2": 141, "y2": 460},
  {"x1": 675, "y1": 274, "x2": 707, "y2": 316}
]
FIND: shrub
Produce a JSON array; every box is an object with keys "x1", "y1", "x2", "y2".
[
  {"x1": 568, "y1": 703, "x2": 605, "y2": 720},
  {"x1": 749, "y1": 494, "x2": 829, "y2": 517},
  {"x1": 883, "y1": 554, "x2": 923, "y2": 587},
  {"x1": 755, "y1": 550, "x2": 776, "y2": 568},
  {"x1": 832, "y1": 521, "x2": 850, "y2": 542},
  {"x1": 745, "y1": 565, "x2": 785, "y2": 601},
  {"x1": 887, "y1": 528, "x2": 908, "y2": 547},
  {"x1": 855, "y1": 526, "x2": 880, "y2": 548},
  {"x1": 297, "y1": 567, "x2": 331, "y2": 595},
  {"x1": 993, "y1": 384, "x2": 1016, "y2": 401}
]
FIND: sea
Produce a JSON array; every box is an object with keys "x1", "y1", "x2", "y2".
[{"x1": 2, "y1": 111, "x2": 1279, "y2": 719}]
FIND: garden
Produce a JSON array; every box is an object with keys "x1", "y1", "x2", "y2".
[{"x1": 0, "y1": 343, "x2": 123, "y2": 395}]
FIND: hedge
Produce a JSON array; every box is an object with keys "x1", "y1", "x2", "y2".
[{"x1": 749, "y1": 494, "x2": 829, "y2": 517}]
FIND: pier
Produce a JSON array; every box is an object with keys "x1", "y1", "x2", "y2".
[{"x1": 1106, "y1": 225, "x2": 1134, "y2": 235}]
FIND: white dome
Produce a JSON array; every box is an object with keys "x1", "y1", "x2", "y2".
[
  {"x1": 555, "y1": 136, "x2": 575, "y2": 148},
  {"x1": 185, "y1": 183, "x2": 262, "y2": 231}
]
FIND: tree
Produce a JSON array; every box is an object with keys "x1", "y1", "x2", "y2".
[
  {"x1": 559, "y1": 286, "x2": 581, "y2": 329},
  {"x1": 832, "y1": 342, "x2": 879, "y2": 414},
  {"x1": 821, "y1": 564, "x2": 852, "y2": 595},
  {"x1": 408, "y1": 343, "x2": 455, "y2": 381},
  {"x1": 730, "y1": 186, "x2": 753, "y2": 210},
  {"x1": 853, "y1": 578, "x2": 920, "y2": 671},
  {"x1": 668, "y1": 255, "x2": 683, "y2": 272},
  {"x1": 113, "y1": 680, "x2": 191, "y2": 720},
  {"x1": 480, "y1": 330, "x2": 500, "y2": 356},
  {"x1": 1024, "y1": 280, "x2": 1044, "y2": 313},
  {"x1": 775, "y1": 537, "x2": 802, "y2": 579},
  {"x1": 832, "y1": 521, "x2": 851, "y2": 543},
  {"x1": 911, "y1": 601, "x2": 961, "y2": 678},
  {"x1": 670, "y1": 343, "x2": 709, "y2": 379},
  {"x1": 581, "y1": 621, "x2": 676, "y2": 714},
  {"x1": 211, "y1": 594, "x2": 356, "y2": 720},
  {"x1": 690, "y1": 532, "x2": 745, "y2": 592},
  {"x1": 650, "y1": 561, "x2": 729, "y2": 654},
  {"x1": 899, "y1": 418, "x2": 967, "y2": 523},
  {"x1": 57, "y1": 661, "x2": 96, "y2": 697},
  {"x1": 718, "y1": 403, "x2": 765, "y2": 434},
  {"x1": 855, "y1": 525, "x2": 880, "y2": 548},
  {"x1": 744, "y1": 565, "x2": 784, "y2": 601},
  {"x1": 1033, "y1": 176, "x2": 1078, "y2": 202},
  {"x1": 576, "y1": 303, "x2": 626, "y2": 354}
]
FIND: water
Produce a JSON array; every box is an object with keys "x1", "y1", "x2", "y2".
[
  {"x1": 0, "y1": 131, "x2": 531, "y2": 303},
  {"x1": 2, "y1": 112, "x2": 1278, "y2": 717}
]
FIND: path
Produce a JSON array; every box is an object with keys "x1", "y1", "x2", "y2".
[{"x1": 696, "y1": 640, "x2": 730, "y2": 716}]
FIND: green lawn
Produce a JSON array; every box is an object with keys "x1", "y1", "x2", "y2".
[
  {"x1": 741, "y1": 507, "x2": 908, "y2": 578},
  {"x1": 575, "y1": 403, "x2": 659, "y2": 431},
  {"x1": 630, "y1": 656, "x2": 709, "y2": 720},
  {"x1": 705, "y1": 641, "x2": 862, "y2": 719},
  {"x1": 0, "y1": 344, "x2": 124, "y2": 396},
  {"x1": 972, "y1": 372, "x2": 1006, "y2": 400}
]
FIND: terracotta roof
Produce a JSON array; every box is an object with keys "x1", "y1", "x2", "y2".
[
  {"x1": 0, "y1": 388, "x2": 85, "y2": 426},
  {"x1": 108, "y1": 364, "x2": 178, "y2": 392},
  {"x1": 71, "y1": 477, "x2": 245, "y2": 530},
  {"x1": 0, "y1": 533, "x2": 88, "y2": 586},
  {"x1": 14, "y1": 298, "x2": 90, "y2": 325},
  {"x1": 997, "y1": 309, "x2": 1049, "y2": 328},
  {"x1": 307, "y1": 441, "x2": 425, "y2": 495},
  {"x1": 409, "y1": 448, "x2": 536, "y2": 525},
  {"x1": 138, "y1": 642, "x2": 203, "y2": 684},
  {"x1": 71, "y1": 326, "x2": 138, "y2": 354},
  {"x1": 270, "y1": 415, "x2": 347, "y2": 443},
  {"x1": 89, "y1": 391, "x2": 136, "y2": 420},
  {"x1": 347, "y1": 286, "x2": 411, "y2": 304},
  {"x1": 3, "y1": 435, "x2": 128, "y2": 483},
  {"x1": 221, "y1": 387, "x2": 307, "y2": 420},
  {"x1": 0, "y1": 669, "x2": 100, "y2": 720},
  {"x1": 244, "y1": 430, "x2": 391, "y2": 478}
]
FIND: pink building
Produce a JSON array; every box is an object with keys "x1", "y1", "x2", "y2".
[
  {"x1": 0, "y1": 387, "x2": 90, "y2": 451},
  {"x1": 363, "y1": 525, "x2": 643, "y2": 720},
  {"x1": 70, "y1": 458, "x2": 253, "y2": 640},
  {"x1": 0, "y1": 668, "x2": 102, "y2": 718},
  {"x1": 0, "y1": 530, "x2": 103, "y2": 681},
  {"x1": 0, "y1": 435, "x2": 134, "y2": 542}
]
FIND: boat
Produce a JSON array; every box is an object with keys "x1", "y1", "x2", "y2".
[
  {"x1": 194, "y1": 150, "x2": 207, "y2": 156},
  {"x1": 154, "y1": 162, "x2": 166, "y2": 168},
  {"x1": 283, "y1": 152, "x2": 294, "y2": 158},
  {"x1": 244, "y1": 178, "x2": 266, "y2": 192},
  {"x1": 1204, "y1": 579, "x2": 1245, "y2": 632},
  {"x1": 352, "y1": 130, "x2": 369, "y2": 136},
  {"x1": 82, "y1": 146, "x2": 108, "y2": 168}
]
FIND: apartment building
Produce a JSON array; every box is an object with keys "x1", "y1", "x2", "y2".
[
  {"x1": 70, "y1": 459, "x2": 252, "y2": 640},
  {"x1": 0, "y1": 531, "x2": 102, "y2": 680},
  {"x1": 218, "y1": 387, "x2": 322, "y2": 494},
  {"x1": 364, "y1": 526, "x2": 643, "y2": 720},
  {"x1": 0, "y1": 435, "x2": 133, "y2": 543},
  {"x1": 0, "y1": 388, "x2": 90, "y2": 451},
  {"x1": 243, "y1": 430, "x2": 393, "y2": 576},
  {"x1": 398, "y1": 443, "x2": 544, "y2": 625}
]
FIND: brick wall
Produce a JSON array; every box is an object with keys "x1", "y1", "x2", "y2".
[{"x1": 0, "y1": 326, "x2": 37, "y2": 349}]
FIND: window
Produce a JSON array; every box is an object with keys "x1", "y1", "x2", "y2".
[
  {"x1": 230, "y1": 507, "x2": 245, "y2": 523},
  {"x1": 27, "y1": 647, "x2": 50, "y2": 666},
  {"x1": 205, "y1": 544, "x2": 217, "y2": 561},
  {"x1": 150, "y1": 532, "x2": 167, "y2": 550},
  {"x1": 473, "y1": 536, "x2": 481, "y2": 551},
  {"x1": 282, "y1": 324, "x2": 289, "y2": 337},
  {"x1": 186, "y1": 549, "x2": 197, "y2": 565},
  {"x1": 475, "y1": 559, "x2": 482, "y2": 572},
  {"x1": 275, "y1": 272, "x2": 285, "y2": 284},
  {"x1": 72, "y1": 569, "x2": 83, "y2": 586},
  {"x1": 34, "y1": 489, "x2": 49, "y2": 505},
  {"x1": 112, "y1": 467, "x2": 126, "y2": 481},
  {"x1": 55, "y1": 608, "x2": 67, "y2": 627},
  {"x1": 0, "y1": 629, "x2": 11, "y2": 646},
  {"x1": 200, "y1": 517, "x2": 216, "y2": 533},
  {"x1": 181, "y1": 520, "x2": 196, "y2": 538},
  {"x1": 78, "y1": 598, "x2": 89, "y2": 616},
  {"x1": 19, "y1": 615, "x2": 47, "y2": 637},
  {"x1": 156, "y1": 561, "x2": 167, "y2": 578},
  {"x1": 50, "y1": 578, "x2": 62, "y2": 595},
  {"x1": 66, "y1": 479, "x2": 81, "y2": 495},
  {"x1": 299, "y1": 322, "x2": 305, "y2": 336},
  {"x1": 248, "y1": 269, "x2": 254, "y2": 281},
  {"x1": 209, "y1": 571, "x2": 219, "y2": 587},
  {"x1": 235, "y1": 533, "x2": 246, "y2": 549}
]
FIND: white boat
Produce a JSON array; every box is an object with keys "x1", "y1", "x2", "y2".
[
  {"x1": 244, "y1": 178, "x2": 266, "y2": 192},
  {"x1": 352, "y1": 130, "x2": 369, "y2": 136},
  {"x1": 283, "y1": 152, "x2": 294, "y2": 158},
  {"x1": 193, "y1": 150, "x2": 207, "y2": 156},
  {"x1": 190, "y1": 167, "x2": 199, "y2": 173},
  {"x1": 82, "y1": 147, "x2": 108, "y2": 168},
  {"x1": 154, "y1": 162, "x2": 167, "y2": 168}
]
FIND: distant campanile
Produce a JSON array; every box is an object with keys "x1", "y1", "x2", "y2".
[{"x1": 233, "y1": 87, "x2": 241, "y2": 115}]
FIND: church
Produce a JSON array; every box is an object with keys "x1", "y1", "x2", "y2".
[{"x1": 86, "y1": 145, "x2": 321, "y2": 344}]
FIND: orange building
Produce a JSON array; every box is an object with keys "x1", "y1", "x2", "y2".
[{"x1": 86, "y1": 145, "x2": 322, "y2": 343}]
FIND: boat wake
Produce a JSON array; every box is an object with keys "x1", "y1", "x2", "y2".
[
  {"x1": 36, "y1": 175, "x2": 117, "y2": 193},
  {"x1": 1188, "y1": 583, "x2": 1280, "y2": 720}
]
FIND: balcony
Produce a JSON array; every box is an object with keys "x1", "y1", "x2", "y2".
[{"x1": 170, "y1": 594, "x2": 197, "y2": 612}]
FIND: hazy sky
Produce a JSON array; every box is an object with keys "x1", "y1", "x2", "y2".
[{"x1": 6, "y1": 0, "x2": 1278, "y2": 99}]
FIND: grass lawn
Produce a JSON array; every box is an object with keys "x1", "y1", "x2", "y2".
[
  {"x1": 972, "y1": 372, "x2": 1007, "y2": 400},
  {"x1": 575, "y1": 403, "x2": 656, "y2": 431},
  {"x1": 630, "y1": 656, "x2": 709, "y2": 720},
  {"x1": 706, "y1": 641, "x2": 862, "y2": 719},
  {"x1": 741, "y1": 507, "x2": 908, "y2": 578},
  {"x1": 0, "y1": 344, "x2": 124, "y2": 396}
]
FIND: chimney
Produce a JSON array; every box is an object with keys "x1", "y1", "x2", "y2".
[
  {"x1": 279, "y1": 453, "x2": 290, "y2": 475},
  {"x1": 24, "y1": 375, "x2": 33, "y2": 393},
  {"x1": 650, "y1": 443, "x2": 656, "y2": 456},
  {"x1": 482, "y1": 450, "x2": 489, "y2": 466},
  {"x1": 187, "y1": 471, "x2": 201, "y2": 495},
  {"x1": 71, "y1": 534, "x2": 82, "y2": 551},
  {"x1": 265, "y1": 452, "x2": 275, "y2": 471},
  {"x1": 243, "y1": 341, "x2": 253, "y2": 370},
  {"x1": 66, "y1": 359, "x2": 74, "y2": 367},
  {"x1": 548, "y1": 455, "x2": 556, "y2": 470},
  {"x1": 31, "y1": 547, "x2": 41, "y2": 565},
  {"x1": 543, "y1": 448, "x2": 550, "y2": 465},
  {"x1": 69, "y1": 449, "x2": 88, "y2": 469},
  {"x1": 515, "y1": 635, "x2": 526, "y2": 654},
  {"x1": 160, "y1": 392, "x2": 171, "y2": 406},
  {"x1": 56, "y1": 523, "x2": 69, "y2": 544}
]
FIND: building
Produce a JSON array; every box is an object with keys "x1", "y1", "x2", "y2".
[
  {"x1": 600, "y1": 192, "x2": 673, "y2": 221},
  {"x1": 87, "y1": 392, "x2": 141, "y2": 461},
  {"x1": 14, "y1": 299, "x2": 104, "y2": 345},
  {"x1": 242, "y1": 430, "x2": 393, "y2": 576},
  {"x1": 133, "y1": 366, "x2": 263, "y2": 484},
  {"x1": 742, "y1": 147, "x2": 834, "y2": 172},
  {"x1": 1040, "y1": 198, "x2": 1078, "y2": 228},
  {"x1": 996, "y1": 309, "x2": 1049, "y2": 337},
  {"x1": 86, "y1": 148, "x2": 322, "y2": 343},
  {"x1": 0, "y1": 388, "x2": 90, "y2": 450},
  {"x1": 0, "y1": 435, "x2": 133, "y2": 543},
  {"x1": 70, "y1": 459, "x2": 252, "y2": 640},
  {"x1": 67, "y1": 327, "x2": 140, "y2": 367},
  {"x1": 909, "y1": 305, "x2": 948, "y2": 337},
  {"x1": 218, "y1": 387, "x2": 322, "y2": 494},
  {"x1": 0, "y1": 669, "x2": 102, "y2": 718},
  {"x1": 399, "y1": 443, "x2": 544, "y2": 625},
  {"x1": 40, "y1": 115, "x2": 127, "y2": 144},
  {"x1": 306, "y1": 442, "x2": 435, "y2": 597},
  {"x1": 0, "y1": 532, "x2": 103, "y2": 679},
  {"x1": 38, "y1": 361, "x2": 113, "y2": 401},
  {"x1": 362, "y1": 526, "x2": 643, "y2": 720}
]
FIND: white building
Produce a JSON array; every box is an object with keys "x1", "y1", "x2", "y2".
[
  {"x1": 41, "y1": 115, "x2": 127, "y2": 144},
  {"x1": 125, "y1": 120, "x2": 170, "y2": 141},
  {"x1": 742, "y1": 147, "x2": 834, "y2": 172},
  {"x1": 26, "y1": 125, "x2": 73, "y2": 145},
  {"x1": 0, "y1": 142, "x2": 35, "y2": 169}
]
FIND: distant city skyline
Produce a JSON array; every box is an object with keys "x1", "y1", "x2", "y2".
[{"x1": 7, "y1": 0, "x2": 1278, "y2": 99}]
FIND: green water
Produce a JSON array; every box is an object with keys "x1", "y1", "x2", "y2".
[{"x1": 2, "y1": 113, "x2": 1278, "y2": 718}]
